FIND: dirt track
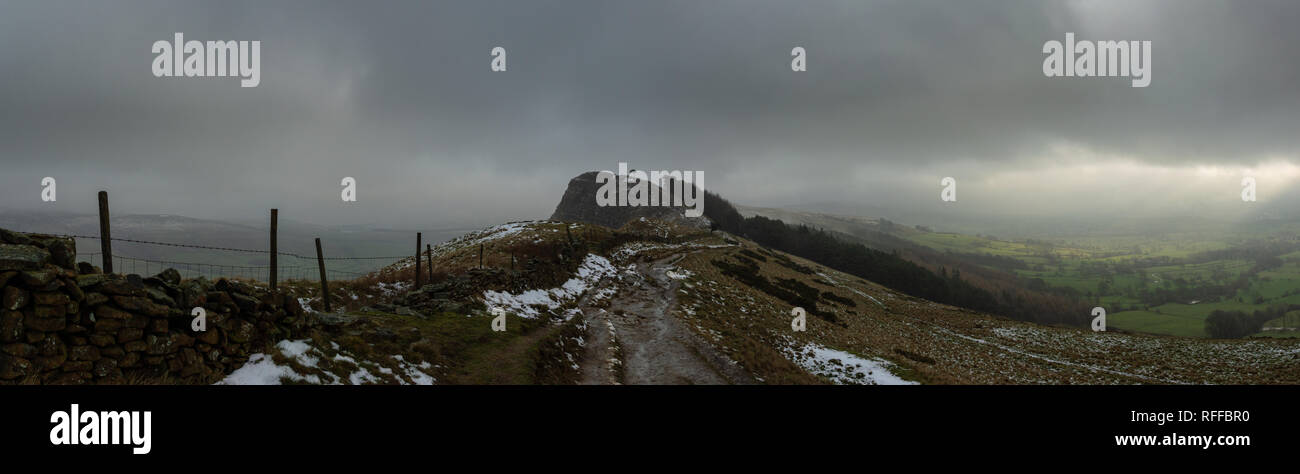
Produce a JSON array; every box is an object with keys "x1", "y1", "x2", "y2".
[{"x1": 578, "y1": 253, "x2": 754, "y2": 385}]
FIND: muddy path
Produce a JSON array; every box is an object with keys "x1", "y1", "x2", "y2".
[{"x1": 577, "y1": 253, "x2": 754, "y2": 385}]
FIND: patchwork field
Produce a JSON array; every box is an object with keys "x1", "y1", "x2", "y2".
[{"x1": 890, "y1": 223, "x2": 1300, "y2": 339}]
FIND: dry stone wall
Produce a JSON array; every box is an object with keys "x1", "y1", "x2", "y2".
[{"x1": 0, "y1": 229, "x2": 316, "y2": 384}]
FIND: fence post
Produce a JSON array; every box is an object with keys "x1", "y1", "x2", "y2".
[
  {"x1": 269, "y1": 209, "x2": 278, "y2": 290},
  {"x1": 479, "y1": 243, "x2": 484, "y2": 269},
  {"x1": 415, "y1": 232, "x2": 422, "y2": 289},
  {"x1": 97, "y1": 191, "x2": 113, "y2": 274},
  {"x1": 315, "y1": 238, "x2": 330, "y2": 313},
  {"x1": 426, "y1": 243, "x2": 434, "y2": 283}
]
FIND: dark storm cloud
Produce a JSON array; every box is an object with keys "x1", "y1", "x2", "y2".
[{"x1": 0, "y1": 0, "x2": 1296, "y2": 226}]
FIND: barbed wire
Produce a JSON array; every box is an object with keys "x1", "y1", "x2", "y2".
[
  {"x1": 110, "y1": 253, "x2": 291, "y2": 271},
  {"x1": 96, "y1": 253, "x2": 366, "y2": 282},
  {"x1": 17, "y1": 231, "x2": 409, "y2": 260},
  {"x1": 15, "y1": 229, "x2": 456, "y2": 282}
]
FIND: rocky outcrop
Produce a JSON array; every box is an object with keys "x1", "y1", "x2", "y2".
[
  {"x1": 550, "y1": 171, "x2": 711, "y2": 230},
  {"x1": 0, "y1": 229, "x2": 316, "y2": 384},
  {"x1": 376, "y1": 249, "x2": 595, "y2": 317},
  {"x1": 376, "y1": 267, "x2": 535, "y2": 316}
]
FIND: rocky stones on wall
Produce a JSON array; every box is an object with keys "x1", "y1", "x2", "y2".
[{"x1": 0, "y1": 229, "x2": 317, "y2": 384}]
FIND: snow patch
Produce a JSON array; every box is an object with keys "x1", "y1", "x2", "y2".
[
  {"x1": 666, "y1": 269, "x2": 694, "y2": 280},
  {"x1": 482, "y1": 254, "x2": 616, "y2": 318},
  {"x1": 217, "y1": 339, "x2": 324, "y2": 385},
  {"x1": 783, "y1": 342, "x2": 916, "y2": 385},
  {"x1": 217, "y1": 339, "x2": 438, "y2": 385}
]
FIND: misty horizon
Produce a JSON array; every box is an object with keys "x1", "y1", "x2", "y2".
[{"x1": 2, "y1": 0, "x2": 1297, "y2": 229}]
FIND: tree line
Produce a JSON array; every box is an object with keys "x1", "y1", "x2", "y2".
[
  {"x1": 1205, "y1": 305, "x2": 1298, "y2": 338},
  {"x1": 703, "y1": 192, "x2": 1090, "y2": 326}
]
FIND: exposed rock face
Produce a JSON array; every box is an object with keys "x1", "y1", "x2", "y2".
[
  {"x1": 550, "y1": 171, "x2": 711, "y2": 229},
  {"x1": 0, "y1": 228, "x2": 317, "y2": 384}
]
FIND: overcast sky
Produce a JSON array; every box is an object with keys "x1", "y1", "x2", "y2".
[{"x1": 1, "y1": 0, "x2": 1297, "y2": 229}]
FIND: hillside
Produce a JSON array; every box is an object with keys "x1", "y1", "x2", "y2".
[
  {"x1": 7, "y1": 178, "x2": 1299, "y2": 385},
  {"x1": 233, "y1": 217, "x2": 1299, "y2": 385},
  {"x1": 738, "y1": 204, "x2": 1300, "y2": 340},
  {"x1": 8, "y1": 215, "x2": 1298, "y2": 385}
]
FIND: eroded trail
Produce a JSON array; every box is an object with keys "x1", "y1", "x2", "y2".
[{"x1": 578, "y1": 253, "x2": 754, "y2": 385}]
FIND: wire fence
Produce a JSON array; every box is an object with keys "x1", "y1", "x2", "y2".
[
  {"x1": 18, "y1": 231, "x2": 408, "y2": 283},
  {"x1": 44, "y1": 233, "x2": 409, "y2": 260}
]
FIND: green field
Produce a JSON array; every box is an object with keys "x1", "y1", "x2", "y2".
[
  {"x1": 897, "y1": 222, "x2": 1300, "y2": 339},
  {"x1": 1108, "y1": 310, "x2": 1208, "y2": 338}
]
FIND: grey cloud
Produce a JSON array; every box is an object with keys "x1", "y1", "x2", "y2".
[{"x1": 0, "y1": 0, "x2": 1296, "y2": 227}]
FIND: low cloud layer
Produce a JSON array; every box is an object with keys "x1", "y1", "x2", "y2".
[{"x1": 1, "y1": 0, "x2": 1296, "y2": 228}]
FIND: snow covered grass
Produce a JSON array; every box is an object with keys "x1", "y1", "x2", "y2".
[
  {"x1": 610, "y1": 241, "x2": 735, "y2": 264},
  {"x1": 611, "y1": 242, "x2": 678, "y2": 262},
  {"x1": 217, "y1": 340, "x2": 327, "y2": 385},
  {"x1": 603, "y1": 319, "x2": 624, "y2": 385},
  {"x1": 782, "y1": 342, "x2": 917, "y2": 385},
  {"x1": 977, "y1": 323, "x2": 1300, "y2": 384},
  {"x1": 216, "y1": 339, "x2": 437, "y2": 385},
  {"x1": 377, "y1": 281, "x2": 411, "y2": 296},
  {"x1": 376, "y1": 221, "x2": 553, "y2": 275},
  {"x1": 392, "y1": 355, "x2": 436, "y2": 385},
  {"x1": 483, "y1": 254, "x2": 617, "y2": 318},
  {"x1": 818, "y1": 271, "x2": 889, "y2": 310},
  {"x1": 434, "y1": 221, "x2": 536, "y2": 256},
  {"x1": 666, "y1": 269, "x2": 694, "y2": 280}
]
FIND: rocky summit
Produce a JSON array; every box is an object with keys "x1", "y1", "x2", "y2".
[{"x1": 550, "y1": 171, "x2": 711, "y2": 230}]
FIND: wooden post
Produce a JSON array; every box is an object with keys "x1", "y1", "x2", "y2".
[
  {"x1": 426, "y1": 244, "x2": 434, "y2": 283},
  {"x1": 97, "y1": 191, "x2": 113, "y2": 274},
  {"x1": 479, "y1": 243, "x2": 484, "y2": 269},
  {"x1": 315, "y1": 238, "x2": 330, "y2": 312},
  {"x1": 415, "y1": 232, "x2": 422, "y2": 288},
  {"x1": 269, "y1": 209, "x2": 278, "y2": 290}
]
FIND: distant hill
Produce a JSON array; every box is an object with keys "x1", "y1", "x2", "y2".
[{"x1": 550, "y1": 171, "x2": 711, "y2": 230}]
